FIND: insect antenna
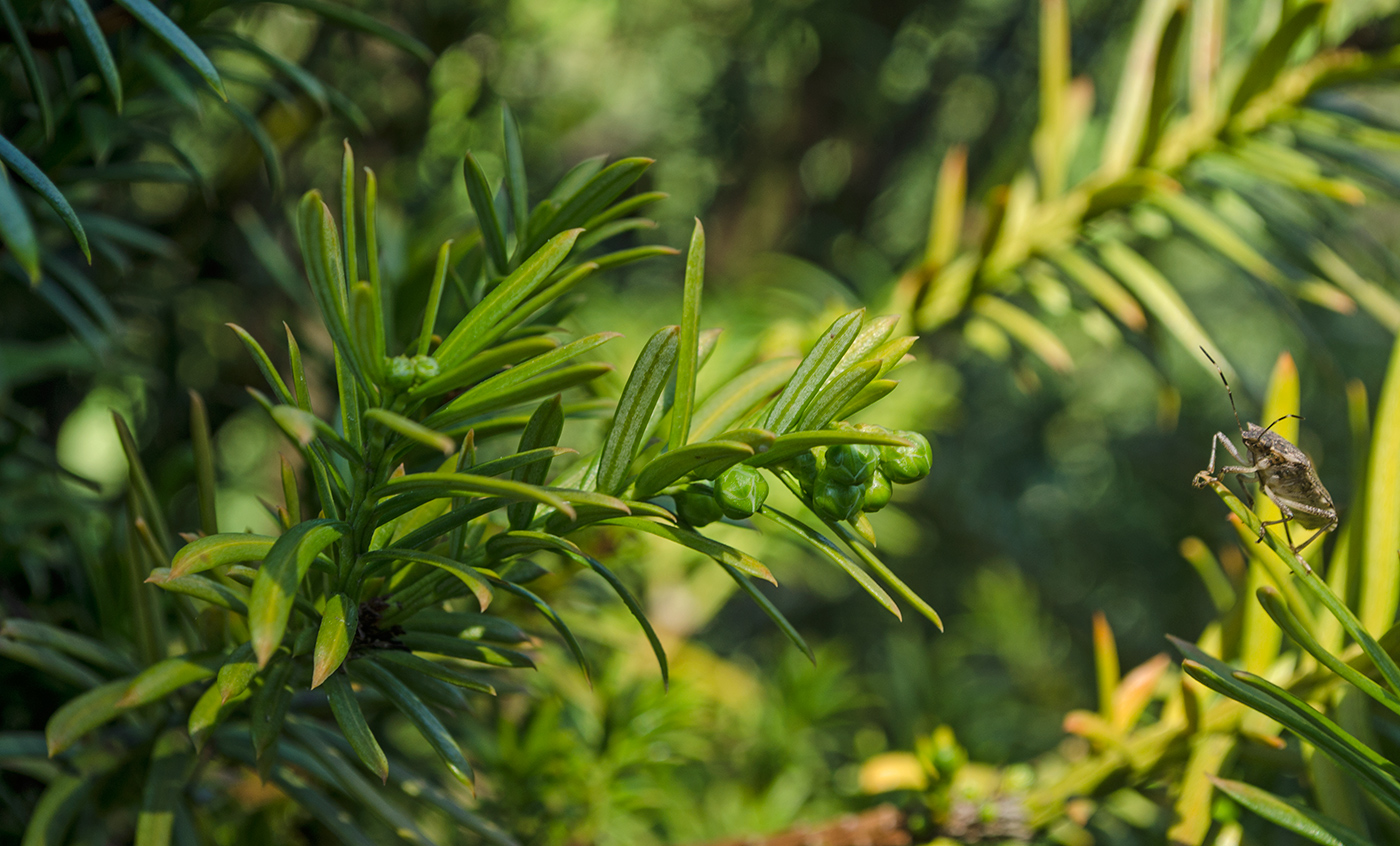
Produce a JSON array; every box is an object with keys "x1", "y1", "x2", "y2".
[
  {"x1": 1200, "y1": 347, "x2": 1244, "y2": 435},
  {"x1": 1262, "y1": 414, "x2": 1303, "y2": 435}
]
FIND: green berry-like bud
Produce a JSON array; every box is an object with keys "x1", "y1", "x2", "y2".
[
  {"x1": 714, "y1": 464, "x2": 769, "y2": 519},
  {"x1": 824, "y1": 443, "x2": 879, "y2": 487},
  {"x1": 789, "y1": 448, "x2": 824, "y2": 491},
  {"x1": 412, "y1": 355, "x2": 440, "y2": 382},
  {"x1": 812, "y1": 478, "x2": 864, "y2": 522},
  {"x1": 880, "y1": 430, "x2": 932, "y2": 484},
  {"x1": 861, "y1": 470, "x2": 892, "y2": 512},
  {"x1": 386, "y1": 355, "x2": 416, "y2": 389},
  {"x1": 675, "y1": 484, "x2": 724, "y2": 527}
]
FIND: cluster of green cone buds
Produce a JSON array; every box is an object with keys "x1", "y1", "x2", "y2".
[
  {"x1": 794, "y1": 424, "x2": 931, "y2": 521},
  {"x1": 673, "y1": 423, "x2": 932, "y2": 527},
  {"x1": 384, "y1": 354, "x2": 441, "y2": 390}
]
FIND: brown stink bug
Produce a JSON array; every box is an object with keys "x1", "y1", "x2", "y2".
[{"x1": 1191, "y1": 349, "x2": 1338, "y2": 553}]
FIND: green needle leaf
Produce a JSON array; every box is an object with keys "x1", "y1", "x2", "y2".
[
  {"x1": 465, "y1": 152, "x2": 509, "y2": 272},
  {"x1": 228, "y1": 323, "x2": 296, "y2": 405},
  {"x1": 144, "y1": 569, "x2": 250, "y2": 615},
  {"x1": 1097, "y1": 0, "x2": 1180, "y2": 178},
  {"x1": 760, "y1": 505, "x2": 900, "y2": 619},
  {"x1": 671, "y1": 219, "x2": 706, "y2": 449},
  {"x1": 1256, "y1": 586, "x2": 1400, "y2": 719},
  {"x1": 633, "y1": 440, "x2": 754, "y2": 498},
  {"x1": 418, "y1": 239, "x2": 454, "y2": 357},
  {"x1": 796, "y1": 360, "x2": 882, "y2": 431},
  {"x1": 249, "y1": 519, "x2": 348, "y2": 667},
  {"x1": 721, "y1": 558, "x2": 813, "y2": 663},
  {"x1": 761, "y1": 309, "x2": 865, "y2": 433},
  {"x1": 312, "y1": 594, "x2": 358, "y2": 689},
  {"x1": 359, "y1": 549, "x2": 493, "y2": 611},
  {"x1": 267, "y1": 0, "x2": 435, "y2": 64},
  {"x1": 370, "y1": 650, "x2": 497, "y2": 694},
  {"x1": 502, "y1": 103, "x2": 529, "y2": 243},
  {"x1": 436, "y1": 228, "x2": 582, "y2": 367},
  {"x1": 1097, "y1": 240, "x2": 1230, "y2": 382},
  {"x1": 113, "y1": 0, "x2": 227, "y2": 99},
  {"x1": 250, "y1": 655, "x2": 294, "y2": 778},
  {"x1": 1362, "y1": 332, "x2": 1400, "y2": 634},
  {"x1": 508, "y1": 397, "x2": 564, "y2": 530},
  {"x1": 0, "y1": 134, "x2": 89, "y2": 261},
  {"x1": 135, "y1": 729, "x2": 192, "y2": 846},
  {"x1": 431, "y1": 332, "x2": 620, "y2": 422},
  {"x1": 188, "y1": 681, "x2": 246, "y2": 751},
  {"x1": 0, "y1": 162, "x2": 39, "y2": 283},
  {"x1": 45, "y1": 679, "x2": 129, "y2": 755},
  {"x1": 169, "y1": 534, "x2": 274, "y2": 579},
  {"x1": 397, "y1": 632, "x2": 534, "y2": 667},
  {"x1": 215, "y1": 644, "x2": 258, "y2": 704},
  {"x1": 748, "y1": 429, "x2": 909, "y2": 468},
  {"x1": 1228, "y1": 2, "x2": 1325, "y2": 116},
  {"x1": 65, "y1": 0, "x2": 122, "y2": 113},
  {"x1": 1209, "y1": 776, "x2": 1377, "y2": 846},
  {"x1": 0, "y1": 0, "x2": 53, "y2": 140},
  {"x1": 323, "y1": 672, "x2": 388, "y2": 783},
  {"x1": 117, "y1": 654, "x2": 219, "y2": 708},
  {"x1": 0, "y1": 619, "x2": 134, "y2": 675},
  {"x1": 601, "y1": 516, "x2": 775, "y2": 584},
  {"x1": 488, "y1": 531, "x2": 667, "y2": 686},
  {"x1": 370, "y1": 473, "x2": 576, "y2": 522},
  {"x1": 971, "y1": 296, "x2": 1074, "y2": 372},
  {"x1": 583, "y1": 190, "x2": 668, "y2": 230},
  {"x1": 408, "y1": 333, "x2": 559, "y2": 400},
  {"x1": 689, "y1": 358, "x2": 799, "y2": 442},
  {"x1": 189, "y1": 391, "x2": 219, "y2": 536},
  {"x1": 352, "y1": 659, "x2": 475, "y2": 790},
  {"x1": 350, "y1": 282, "x2": 385, "y2": 386},
  {"x1": 490, "y1": 577, "x2": 590, "y2": 682},
  {"x1": 366, "y1": 409, "x2": 454, "y2": 455},
  {"x1": 524, "y1": 157, "x2": 653, "y2": 255},
  {"x1": 598, "y1": 326, "x2": 681, "y2": 494}
]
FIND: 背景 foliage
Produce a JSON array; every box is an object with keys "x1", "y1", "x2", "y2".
[
  {"x1": 891, "y1": 0, "x2": 1400, "y2": 382},
  {"x1": 855, "y1": 338, "x2": 1400, "y2": 844},
  {"x1": 845, "y1": 0, "x2": 1400, "y2": 841},
  {"x1": 11, "y1": 0, "x2": 1400, "y2": 842}
]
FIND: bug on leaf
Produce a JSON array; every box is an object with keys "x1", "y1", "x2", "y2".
[{"x1": 1191, "y1": 349, "x2": 1337, "y2": 553}]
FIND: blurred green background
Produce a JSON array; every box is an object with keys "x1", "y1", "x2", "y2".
[{"x1": 7, "y1": 0, "x2": 1400, "y2": 842}]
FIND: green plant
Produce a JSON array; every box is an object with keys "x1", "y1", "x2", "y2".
[
  {"x1": 6, "y1": 109, "x2": 946, "y2": 840},
  {"x1": 1178, "y1": 332, "x2": 1400, "y2": 844},
  {"x1": 889, "y1": 0, "x2": 1400, "y2": 382},
  {"x1": 850, "y1": 337, "x2": 1400, "y2": 845}
]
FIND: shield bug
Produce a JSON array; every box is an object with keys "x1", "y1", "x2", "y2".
[{"x1": 1191, "y1": 349, "x2": 1337, "y2": 553}]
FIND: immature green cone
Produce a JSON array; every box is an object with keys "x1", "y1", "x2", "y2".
[
  {"x1": 714, "y1": 464, "x2": 769, "y2": 519},
  {"x1": 862, "y1": 470, "x2": 892, "y2": 512},
  {"x1": 386, "y1": 355, "x2": 416, "y2": 389},
  {"x1": 675, "y1": 484, "x2": 724, "y2": 527},
  {"x1": 824, "y1": 443, "x2": 879, "y2": 487},
  {"x1": 789, "y1": 448, "x2": 824, "y2": 492},
  {"x1": 411, "y1": 354, "x2": 440, "y2": 381},
  {"x1": 880, "y1": 429, "x2": 932, "y2": 483},
  {"x1": 812, "y1": 478, "x2": 864, "y2": 522}
]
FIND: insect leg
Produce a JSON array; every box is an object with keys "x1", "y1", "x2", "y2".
[
  {"x1": 1257, "y1": 491, "x2": 1297, "y2": 546},
  {"x1": 1270, "y1": 500, "x2": 1336, "y2": 523},
  {"x1": 1205, "y1": 432, "x2": 1251, "y2": 476},
  {"x1": 1294, "y1": 527, "x2": 1328, "y2": 553},
  {"x1": 1204, "y1": 433, "x2": 1257, "y2": 507}
]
